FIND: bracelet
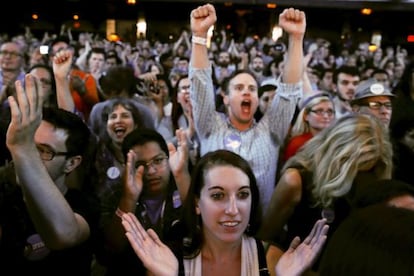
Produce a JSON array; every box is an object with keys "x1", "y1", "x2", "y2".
[
  {"x1": 192, "y1": 36, "x2": 207, "y2": 46},
  {"x1": 115, "y1": 207, "x2": 127, "y2": 219}
]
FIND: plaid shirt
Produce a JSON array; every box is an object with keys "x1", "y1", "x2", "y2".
[{"x1": 190, "y1": 66, "x2": 302, "y2": 215}]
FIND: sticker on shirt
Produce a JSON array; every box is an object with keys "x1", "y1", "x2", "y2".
[
  {"x1": 172, "y1": 190, "x2": 182, "y2": 209},
  {"x1": 24, "y1": 234, "x2": 50, "y2": 261},
  {"x1": 107, "y1": 166, "x2": 121, "y2": 179},
  {"x1": 224, "y1": 133, "x2": 241, "y2": 151}
]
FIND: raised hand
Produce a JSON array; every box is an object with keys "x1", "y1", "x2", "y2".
[
  {"x1": 168, "y1": 129, "x2": 190, "y2": 201},
  {"x1": 168, "y1": 128, "x2": 189, "y2": 176},
  {"x1": 53, "y1": 48, "x2": 73, "y2": 79},
  {"x1": 275, "y1": 218, "x2": 329, "y2": 276},
  {"x1": 121, "y1": 212, "x2": 179, "y2": 276},
  {"x1": 278, "y1": 8, "x2": 306, "y2": 37},
  {"x1": 124, "y1": 150, "x2": 144, "y2": 202},
  {"x1": 190, "y1": 3, "x2": 217, "y2": 37},
  {"x1": 6, "y1": 74, "x2": 45, "y2": 151}
]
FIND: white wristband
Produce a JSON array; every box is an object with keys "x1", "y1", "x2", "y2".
[{"x1": 192, "y1": 36, "x2": 207, "y2": 46}]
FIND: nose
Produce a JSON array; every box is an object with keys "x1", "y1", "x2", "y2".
[
  {"x1": 225, "y1": 196, "x2": 239, "y2": 215},
  {"x1": 144, "y1": 163, "x2": 157, "y2": 175},
  {"x1": 242, "y1": 88, "x2": 252, "y2": 95},
  {"x1": 112, "y1": 115, "x2": 122, "y2": 122}
]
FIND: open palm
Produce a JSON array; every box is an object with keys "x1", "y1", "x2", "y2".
[{"x1": 121, "y1": 212, "x2": 179, "y2": 276}]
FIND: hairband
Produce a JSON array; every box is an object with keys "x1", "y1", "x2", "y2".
[{"x1": 300, "y1": 92, "x2": 332, "y2": 110}]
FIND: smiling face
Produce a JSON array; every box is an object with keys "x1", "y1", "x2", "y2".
[
  {"x1": 177, "y1": 77, "x2": 192, "y2": 112},
  {"x1": 106, "y1": 104, "x2": 136, "y2": 144},
  {"x1": 196, "y1": 165, "x2": 251, "y2": 245},
  {"x1": 224, "y1": 72, "x2": 259, "y2": 130}
]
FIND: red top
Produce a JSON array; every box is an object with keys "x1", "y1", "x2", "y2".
[
  {"x1": 283, "y1": 132, "x2": 314, "y2": 162},
  {"x1": 70, "y1": 69, "x2": 100, "y2": 121}
]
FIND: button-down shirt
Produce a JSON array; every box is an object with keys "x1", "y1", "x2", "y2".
[{"x1": 190, "y1": 66, "x2": 302, "y2": 215}]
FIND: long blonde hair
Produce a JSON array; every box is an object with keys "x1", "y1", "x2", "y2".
[{"x1": 283, "y1": 113, "x2": 393, "y2": 208}]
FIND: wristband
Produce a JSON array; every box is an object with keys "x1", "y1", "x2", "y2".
[{"x1": 192, "y1": 36, "x2": 207, "y2": 46}]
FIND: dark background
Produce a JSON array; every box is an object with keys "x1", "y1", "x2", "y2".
[{"x1": 3, "y1": 0, "x2": 414, "y2": 52}]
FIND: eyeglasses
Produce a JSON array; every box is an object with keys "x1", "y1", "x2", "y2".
[
  {"x1": 179, "y1": 85, "x2": 190, "y2": 93},
  {"x1": 39, "y1": 78, "x2": 52, "y2": 85},
  {"x1": 36, "y1": 144, "x2": 68, "y2": 161},
  {"x1": 135, "y1": 155, "x2": 168, "y2": 172},
  {"x1": 360, "y1": 101, "x2": 392, "y2": 110},
  {"x1": 262, "y1": 96, "x2": 270, "y2": 102},
  {"x1": 0, "y1": 50, "x2": 22, "y2": 58},
  {"x1": 309, "y1": 109, "x2": 334, "y2": 116}
]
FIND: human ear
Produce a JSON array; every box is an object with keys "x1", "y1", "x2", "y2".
[
  {"x1": 195, "y1": 198, "x2": 201, "y2": 215},
  {"x1": 64, "y1": 155, "x2": 82, "y2": 174},
  {"x1": 223, "y1": 94, "x2": 230, "y2": 106}
]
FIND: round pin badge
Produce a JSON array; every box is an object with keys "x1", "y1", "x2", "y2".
[
  {"x1": 370, "y1": 83, "x2": 385, "y2": 95},
  {"x1": 224, "y1": 133, "x2": 241, "y2": 151},
  {"x1": 107, "y1": 166, "x2": 121, "y2": 179}
]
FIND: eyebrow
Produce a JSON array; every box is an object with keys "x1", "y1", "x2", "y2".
[
  {"x1": 38, "y1": 143, "x2": 53, "y2": 148},
  {"x1": 207, "y1": 185, "x2": 251, "y2": 191},
  {"x1": 136, "y1": 153, "x2": 165, "y2": 163},
  {"x1": 37, "y1": 143, "x2": 58, "y2": 152}
]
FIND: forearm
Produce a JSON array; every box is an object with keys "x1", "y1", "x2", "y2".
[
  {"x1": 190, "y1": 34, "x2": 210, "y2": 69},
  {"x1": 283, "y1": 35, "x2": 304, "y2": 84},
  {"x1": 55, "y1": 74, "x2": 76, "y2": 112},
  {"x1": 190, "y1": 68, "x2": 217, "y2": 136},
  {"x1": 174, "y1": 170, "x2": 191, "y2": 201},
  {"x1": 105, "y1": 197, "x2": 137, "y2": 252},
  {"x1": 11, "y1": 148, "x2": 83, "y2": 249}
]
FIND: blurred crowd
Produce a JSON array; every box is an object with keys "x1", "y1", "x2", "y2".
[{"x1": 1, "y1": 4, "x2": 414, "y2": 275}]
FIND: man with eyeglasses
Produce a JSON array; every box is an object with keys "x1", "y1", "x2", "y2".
[
  {"x1": 0, "y1": 75, "x2": 100, "y2": 275},
  {"x1": 0, "y1": 41, "x2": 25, "y2": 103},
  {"x1": 351, "y1": 78, "x2": 394, "y2": 127},
  {"x1": 99, "y1": 127, "x2": 190, "y2": 275}
]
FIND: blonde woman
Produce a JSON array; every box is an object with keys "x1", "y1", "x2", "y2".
[
  {"x1": 259, "y1": 113, "x2": 393, "y2": 275},
  {"x1": 283, "y1": 92, "x2": 335, "y2": 162}
]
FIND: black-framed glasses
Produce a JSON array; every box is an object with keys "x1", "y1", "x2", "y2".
[
  {"x1": 36, "y1": 144, "x2": 68, "y2": 161},
  {"x1": 135, "y1": 155, "x2": 168, "y2": 172},
  {"x1": 309, "y1": 109, "x2": 334, "y2": 116},
  {"x1": 0, "y1": 50, "x2": 22, "y2": 58},
  {"x1": 262, "y1": 96, "x2": 270, "y2": 102},
  {"x1": 39, "y1": 78, "x2": 52, "y2": 85},
  {"x1": 360, "y1": 101, "x2": 392, "y2": 110},
  {"x1": 179, "y1": 85, "x2": 190, "y2": 93}
]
